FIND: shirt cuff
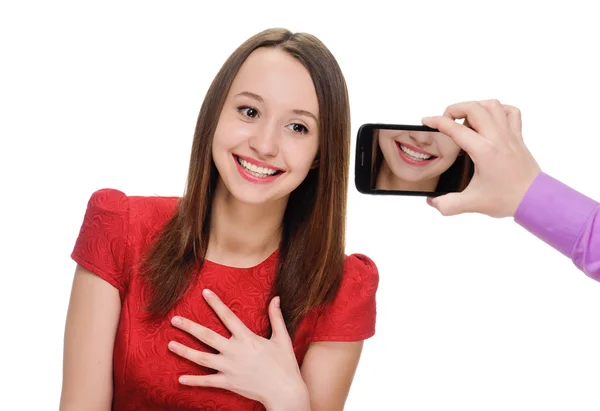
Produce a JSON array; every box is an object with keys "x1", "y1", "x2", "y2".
[{"x1": 514, "y1": 172, "x2": 599, "y2": 257}]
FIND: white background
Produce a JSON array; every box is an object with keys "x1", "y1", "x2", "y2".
[{"x1": 2, "y1": 1, "x2": 600, "y2": 410}]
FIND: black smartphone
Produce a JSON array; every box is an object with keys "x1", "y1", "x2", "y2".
[{"x1": 355, "y1": 123, "x2": 474, "y2": 197}]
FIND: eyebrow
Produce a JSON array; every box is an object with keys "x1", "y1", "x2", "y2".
[
  {"x1": 235, "y1": 91, "x2": 319, "y2": 124},
  {"x1": 236, "y1": 91, "x2": 263, "y2": 103},
  {"x1": 292, "y1": 109, "x2": 318, "y2": 124}
]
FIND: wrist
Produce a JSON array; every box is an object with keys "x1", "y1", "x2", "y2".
[
  {"x1": 510, "y1": 168, "x2": 543, "y2": 218},
  {"x1": 264, "y1": 378, "x2": 311, "y2": 411}
]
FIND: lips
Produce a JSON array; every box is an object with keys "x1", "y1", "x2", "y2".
[
  {"x1": 233, "y1": 154, "x2": 285, "y2": 184},
  {"x1": 395, "y1": 142, "x2": 437, "y2": 166}
]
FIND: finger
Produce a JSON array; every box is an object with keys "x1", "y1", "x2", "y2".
[
  {"x1": 179, "y1": 372, "x2": 229, "y2": 389},
  {"x1": 477, "y1": 99, "x2": 511, "y2": 130},
  {"x1": 171, "y1": 316, "x2": 229, "y2": 353},
  {"x1": 168, "y1": 340, "x2": 224, "y2": 371},
  {"x1": 502, "y1": 104, "x2": 523, "y2": 141},
  {"x1": 427, "y1": 192, "x2": 477, "y2": 216},
  {"x1": 202, "y1": 289, "x2": 249, "y2": 337},
  {"x1": 463, "y1": 118, "x2": 473, "y2": 130},
  {"x1": 421, "y1": 116, "x2": 485, "y2": 157},
  {"x1": 268, "y1": 296, "x2": 291, "y2": 343},
  {"x1": 442, "y1": 101, "x2": 498, "y2": 138}
]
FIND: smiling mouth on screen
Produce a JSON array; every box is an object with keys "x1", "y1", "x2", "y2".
[{"x1": 396, "y1": 142, "x2": 437, "y2": 166}]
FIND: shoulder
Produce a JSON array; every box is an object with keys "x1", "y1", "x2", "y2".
[
  {"x1": 72, "y1": 188, "x2": 180, "y2": 286},
  {"x1": 127, "y1": 190, "x2": 180, "y2": 229},
  {"x1": 340, "y1": 253, "x2": 379, "y2": 293},
  {"x1": 75, "y1": 189, "x2": 130, "y2": 246},
  {"x1": 331, "y1": 253, "x2": 379, "y2": 306},
  {"x1": 309, "y1": 253, "x2": 379, "y2": 342},
  {"x1": 344, "y1": 253, "x2": 378, "y2": 276},
  {"x1": 83, "y1": 187, "x2": 180, "y2": 230},
  {"x1": 84, "y1": 188, "x2": 128, "y2": 213}
]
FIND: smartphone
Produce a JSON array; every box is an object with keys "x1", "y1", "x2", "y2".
[{"x1": 354, "y1": 123, "x2": 474, "y2": 197}]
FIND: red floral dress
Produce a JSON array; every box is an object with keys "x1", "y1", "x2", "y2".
[{"x1": 71, "y1": 188, "x2": 379, "y2": 410}]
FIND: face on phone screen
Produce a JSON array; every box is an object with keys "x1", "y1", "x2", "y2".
[{"x1": 356, "y1": 125, "x2": 474, "y2": 196}]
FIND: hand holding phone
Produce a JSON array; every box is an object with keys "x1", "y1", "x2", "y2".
[{"x1": 421, "y1": 100, "x2": 542, "y2": 218}]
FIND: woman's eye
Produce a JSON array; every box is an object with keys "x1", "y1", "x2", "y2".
[
  {"x1": 288, "y1": 123, "x2": 308, "y2": 134},
  {"x1": 238, "y1": 106, "x2": 258, "y2": 118}
]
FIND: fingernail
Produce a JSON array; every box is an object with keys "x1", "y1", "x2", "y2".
[
  {"x1": 179, "y1": 376, "x2": 188, "y2": 384},
  {"x1": 172, "y1": 316, "x2": 182, "y2": 325},
  {"x1": 202, "y1": 289, "x2": 213, "y2": 298}
]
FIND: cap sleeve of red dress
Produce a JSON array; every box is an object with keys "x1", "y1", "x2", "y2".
[
  {"x1": 310, "y1": 253, "x2": 379, "y2": 342},
  {"x1": 71, "y1": 188, "x2": 130, "y2": 299}
]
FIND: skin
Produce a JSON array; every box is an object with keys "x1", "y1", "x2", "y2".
[
  {"x1": 207, "y1": 46, "x2": 320, "y2": 267},
  {"x1": 422, "y1": 99, "x2": 542, "y2": 218},
  {"x1": 376, "y1": 129, "x2": 461, "y2": 191},
  {"x1": 168, "y1": 289, "x2": 363, "y2": 410},
  {"x1": 59, "y1": 266, "x2": 120, "y2": 411},
  {"x1": 60, "y1": 47, "x2": 363, "y2": 411}
]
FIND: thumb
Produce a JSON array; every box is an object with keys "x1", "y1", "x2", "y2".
[
  {"x1": 427, "y1": 193, "x2": 472, "y2": 216},
  {"x1": 268, "y1": 296, "x2": 290, "y2": 342}
]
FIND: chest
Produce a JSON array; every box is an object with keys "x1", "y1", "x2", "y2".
[{"x1": 110, "y1": 264, "x2": 317, "y2": 410}]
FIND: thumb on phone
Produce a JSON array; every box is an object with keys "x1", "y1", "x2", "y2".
[{"x1": 427, "y1": 192, "x2": 475, "y2": 217}]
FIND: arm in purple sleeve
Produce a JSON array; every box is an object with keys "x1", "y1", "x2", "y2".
[{"x1": 514, "y1": 172, "x2": 600, "y2": 282}]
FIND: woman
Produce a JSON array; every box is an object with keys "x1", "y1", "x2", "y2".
[
  {"x1": 60, "y1": 28, "x2": 379, "y2": 411},
  {"x1": 372, "y1": 127, "x2": 474, "y2": 193}
]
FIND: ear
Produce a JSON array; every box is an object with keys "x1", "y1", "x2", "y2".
[{"x1": 310, "y1": 154, "x2": 320, "y2": 169}]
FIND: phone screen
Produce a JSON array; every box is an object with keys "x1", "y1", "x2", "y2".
[{"x1": 355, "y1": 123, "x2": 474, "y2": 196}]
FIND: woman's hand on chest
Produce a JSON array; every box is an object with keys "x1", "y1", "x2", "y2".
[{"x1": 168, "y1": 289, "x2": 311, "y2": 410}]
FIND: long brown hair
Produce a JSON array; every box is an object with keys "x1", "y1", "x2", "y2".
[
  {"x1": 140, "y1": 28, "x2": 350, "y2": 337},
  {"x1": 371, "y1": 128, "x2": 473, "y2": 192}
]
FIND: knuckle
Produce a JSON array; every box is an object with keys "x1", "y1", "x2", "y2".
[
  {"x1": 221, "y1": 378, "x2": 233, "y2": 391},
  {"x1": 192, "y1": 350, "x2": 208, "y2": 365},
  {"x1": 196, "y1": 325, "x2": 209, "y2": 340},
  {"x1": 178, "y1": 317, "x2": 190, "y2": 329},
  {"x1": 443, "y1": 104, "x2": 457, "y2": 116},
  {"x1": 465, "y1": 101, "x2": 483, "y2": 114},
  {"x1": 189, "y1": 322, "x2": 204, "y2": 338},
  {"x1": 223, "y1": 311, "x2": 237, "y2": 325},
  {"x1": 479, "y1": 140, "x2": 498, "y2": 157},
  {"x1": 178, "y1": 344, "x2": 191, "y2": 358}
]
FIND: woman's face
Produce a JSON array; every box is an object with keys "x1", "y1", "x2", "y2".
[
  {"x1": 378, "y1": 129, "x2": 461, "y2": 184},
  {"x1": 212, "y1": 47, "x2": 319, "y2": 205}
]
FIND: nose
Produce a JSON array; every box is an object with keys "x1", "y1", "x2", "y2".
[
  {"x1": 410, "y1": 132, "x2": 433, "y2": 146},
  {"x1": 248, "y1": 122, "x2": 279, "y2": 158}
]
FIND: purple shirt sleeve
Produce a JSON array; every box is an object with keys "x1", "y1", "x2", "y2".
[{"x1": 514, "y1": 172, "x2": 600, "y2": 282}]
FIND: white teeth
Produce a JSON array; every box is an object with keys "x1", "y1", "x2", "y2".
[
  {"x1": 238, "y1": 157, "x2": 279, "y2": 177},
  {"x1": 400, "y1": 144, "x2": 433, "y2": 160}
]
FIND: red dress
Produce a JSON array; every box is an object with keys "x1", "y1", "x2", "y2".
[{"x1": 71, "y1": 188, "x2": 379, "y2": 410}]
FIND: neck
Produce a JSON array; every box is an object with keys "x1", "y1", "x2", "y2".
[
  {"x1": 376, "y1": 161, "x2": 439, "y2": 192},
  {"x1": 206, "y1": 179, "x2": 287, "y2": 267}
]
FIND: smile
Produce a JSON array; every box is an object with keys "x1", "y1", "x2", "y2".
[
  {"x1": 395, "y1": 142, "x2": 437, "y2": 166},
  {"x1": 233, "y1": 154, "x2": 284, "y2": 184}
]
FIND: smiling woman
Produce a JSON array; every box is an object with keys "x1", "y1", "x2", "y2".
[
  {"x1": 60, "y1": 28, "x2": 379, "y2": 411},
  {"x1": 211, "y1": 48, "x2": 320, "y2": 206}
]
